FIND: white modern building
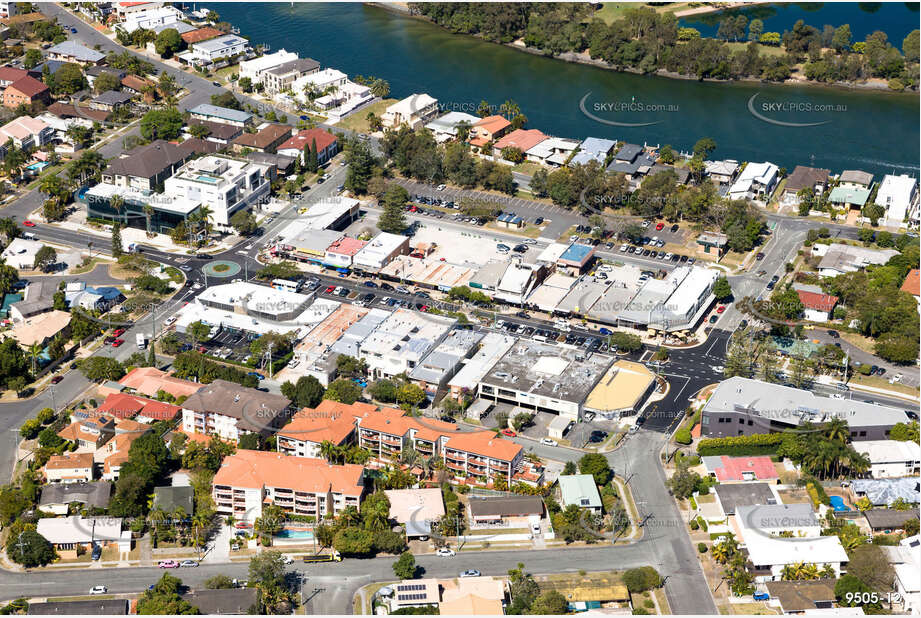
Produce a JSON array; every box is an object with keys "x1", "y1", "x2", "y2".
[
  {"x1": 357, "y1": 309, "x2": 456, "y2": 379},
  {"x1": 118, "y1": 5, "x2": 183, "y2": 33},
  {"x1": 728, "y1": 161, "x2": 779, "y2": 201},
  {"x1": 352, "y1": 232, "x2": 410, "y2": 271},
  {"x1": 744, "y1": 534, "x2": 849, "y2": 582},
  {"x1": 1, "y1": 237, "x2": 42, "y2": 270},
  {"x1": 180, "y1": 34, "x2": 250, "y2": 66},
  {"x1": 855, "y1": 440, "x2": 921, "y2": 478},
  {"x1": 239, "y1": 49, "x2": 298, "y2": 84},
  {"x1": 381, "y1": 94, "x2": 439, "y2": 130},
  {"x1": 875, "y1": 174, "x2": 919, "y2": 228}
]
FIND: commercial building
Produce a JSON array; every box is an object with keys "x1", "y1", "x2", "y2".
[
  {"x1": 352, "y1": 232, "x2": 410, "y2": 272},
  {"x1": 557, "y1": 474, "x2": 602, "y2": 513},
  {"x1": 409, "y1": 329, "x2": 484, "y2": 395},
  {"x1": 324, "y1": 236, "x2": 368, "y2": 269},
  {"x1": 616, "y1": 266, "x2": 719, "y2": 332},
  {"x1": 357, "y1": 309, "x2": 456, "y2": 379},
  {"x1": 212, "y1": 449, "x2": 364, "y2": 522},
  {"x1": 478, "y1": 339, "x2": 613, "y2": 421},
  {"x1": 854, "y1": 440, "x2": 921, "y2": 478},
  {"x1": 181, "y1": 380, "x2": 292, "y2": 441},
  {"x1": 728, "y1": 161, "x2": 779, "y2": 200},
  {"x1": 525, "y1": 273, "x2": 578, "y2": 314},
  {"x1": 493, "y1": 260, "x2": 544, "y2": 305},
  {"x1": 447, "y1": 332, "x2": 515, "y2": 401},
  {"x1": 701, "y1": 377, "x2": 910, "y2": 440},
  {"x1": 163, "y1": 155, "x2": 270, "y2": 228},
  {"x1": 2, "y1": 75, "x2": 49, "y2": 108},
  {"x1": 1, "y1": 237, "x2": 42, "y2": 269},
  {"x1": 582, "y1": 360, "x2": 655, "y2": 419},
  {"x1": 380, "y1": 255, "x2": 476, "y2": 291},
  {"x1": 381, "y1": 93, "x2": 439, "y2": 129},
  {"x1": 290, "y1": 303, "x2": 363, "y2": 385}
]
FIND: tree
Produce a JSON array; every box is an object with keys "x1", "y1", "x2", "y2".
[
  {"x1": 836, "y1": 575, "x2": 877, "y2": 610},
  {"x1": 847, "y1": 544, "x2": 894, "y2": 593},
  {"x1": 204, "y1": 574, "x2": 235, "y2": 589},
  {"x1": 530, "y1": 590, "x2": 568, "y2": 615},
  {"x1": 392, "y1": 551, "x2": 417, "y2": 579},
  {"x1": 608, "y1": 332, "x2": 642, "y2": 353},
  {"x1": 370, "y1": 79, "x2": 390, "y2": 98},
  {"x1": 333, "y1": 526, "x2": 374, "y2": 556},
  {"x1": 345, "y1": 139, "x2": 376, "y2": 194},
  {"x1": 6, "y1": 530, "x2": 55, "y2": 568},
  {"x1": 396, "y1": 383, "x2": 425, "y2": 408},
  {"x1": 248, "y1": 550, "x2": 286, "y2": 591},
  {"x1": 712, "y1": 277, "x2": 732, "y2": 300},
  {"x1": 369, "y1": 379, "x2": 397, "y2": 403},
  {"x1": 78, "y1": 357, "x2": 126, "y2": 382},
  {"x1": 238, "y1": 76, "x2": 253, "y2": 92},
  {"x1": 23, "y1": 48, "x2": 42, "y2": 70},
  {"x1": 229, "y1": 210, "x2": 257, "y2": 236},
  {"x1": 137, "y1": 573, "x2": 197, "y2": 615},
  {"x1": 692, "y1": 138, "x2": 716, "y2": 159},
  {"x1": 658, "y1": 144, "x2": 676, "y2": 164},
  {"x1": 378, "y1": 184, "x2": 408, "y2": 233},
  {"x1": 255, "y1": 504, "x2": 285, "y2": 536},
  {"x1": 579, "y1": 453, "x2": 612, "y2": 486},
  {"x1": 306, "y1": 138, "x2": 319, "y2": 173},
  {"x1": 140, "y1": 107, "x2": 184, "y2": 141},
  {"x1": 154, "y1": 28, "x2": 183, "y2": 57},
  {"x1": 324, "y1": 378, "x2": 362, "y2": 405},
  {"x1": 623, "y1": 567, "x2": 661, "y2": 593},
  {"x1": 32, "y1": 246, "x2": 57, "y2": 272},
  {"x1": 52, "y1": 62, "x2": 87, "y2": 95},
  {"x1": 111, "y1": 222, "x2": 123, "y2": 257},
  {"x1": 280, "y1": 375, "x2": 325, "y2": 409}
]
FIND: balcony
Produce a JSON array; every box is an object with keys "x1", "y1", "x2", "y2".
[
  {"x1": 446, "y1": 461, "x2": 466, "y2": 472},
  {"x1": 382, "y1": 437, "x2": 402, "y2": 447},
  {"x1": 360, "y1": 432, "x2": 381, "y2": 442}
]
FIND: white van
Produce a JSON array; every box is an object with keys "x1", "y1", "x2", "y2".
[{"x1": 555, "y1": 320, "x2": 571, "y2": 332}]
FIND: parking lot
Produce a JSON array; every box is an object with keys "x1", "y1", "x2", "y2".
[{"x1": 172, "y1": 327, "x2": 265, "y2": 372}]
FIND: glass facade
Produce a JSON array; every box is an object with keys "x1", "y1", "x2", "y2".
[{"x1": 84, "y1": 192, "x2": 199, "y2": 234}]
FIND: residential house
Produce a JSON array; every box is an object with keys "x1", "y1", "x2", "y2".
[
  {"x1": 238, "y1": 49, "x2": 298, "y2": 84},
  {"x1": 212, "y1": 449, "x2": 365, "y2": 523},
  {"x1": 796, "y1": 290, "x2": 838, "y2": 322},
  {"x1": 863, "y1": 508, "x2": 919, "y2": 533},
  {"x1": 180, "y1": 34, "x2": 250, "y2": 67},
  {"x1": 57, "y1": 415, "x2": 116, "y2": 450},
  {"x1": 231, "y1": 123, "x2": 292, "y2": 154},
  {"x1": 120, "y1": 74, "x2": 154, "y2": 96},
  {"x1": 89, "y1": 90, "x2": 133, "y2": 112},
  {"x1": 557, "y1": 474, "x2": 602, "y2": 514},
  {"x1": 902, "y1": 269, "x2": 920, "y2": 305},
  {"x1": 0, "y1": 66, "x2": 33, "y2": 88},
  {"x1": 570, "y1": 137, "x2": 616, "y2": 166},
  {"x1": 152, "y1": 485, "x2": 195, "y2": 516},
  {"x1": 35, "y1": 515, "x2": 128, "y2": 559},
  {"x1": 262, "y1": 57, "x2": 320, "y2": 95},
  {"x1": 424, "y1": 111, "x2": 478, "y2": 143},
  {"x1": 813, "y1": 243, "x2": 899, "y2": 278},
  {"x1": 728, "y1": 161, "x2": 779, "y2": 201},
  {"x1": 701, "y1": 455, "x2": 779, "y2": 483},
  {"x1": 46, "y1": 41, "x2": 105, "y2": 65},
  {"x1": 854, "y1": 440, "x2": 921, "y2": 478},
  {"x1": 838, "y1": 169, "x2": 873, "y2": 190},
  {"x1": 745, "y1": 534, "x2": 849, "y2": 581},
  {"x1": 438, "y1": 577, "x2": 507, "y2": 616},
  {"x1": 736, "y1": 503, "x2": 822, "y2": 540},
  {"x1": 704, "y1": 159, "x2": 740, "y2": 185},
  {"x1": 9, "y1": 280, "x2": 53, "y2": 322},
  {"x1": 764, "y1": 580, "x2": 838, "y2": 615},
  {"x1": 38, "y1": 481, "x2": 112, "y2": 515},
  {"x1": 181, "y1": 379, "x2": 291, "y2": 441},
  {"x1": 696, "y1": 231, "x2": 728, "y2": 257},
  {"x1": 2, "y1": 75, "x2": 49, "y2": 108},
  {"x1": 118, "y1": 4, "x2": 182, "y2": 33},
  {"x1": 649, "y1": 163, "x2": 691, "y2": 185},
  {"x1": 180, "y1": 589, "x2": 261, "y2": 615},
  {"x1": 467, "y1": 495, "x2": 543, "y2": 527},
  {"x1": 43, "y1": 452, "x2": 95, "y2": 483},
  {"x1": 713, "y1": 482, "x2": 778, "y2": 516},
  {"x1": 875, "y1": 174, "x2": 918, "y2": 228},
  {"x1": 0, "y1": 115, "x2": 53, "y2": 149},
  {"x1": 180, "y1": 26, "x2": 222, "y2": 46},
  {"x1": 188, "y1": 103, "x2": 254, "y2": 127},
  {"x1": 887, "y1": 535, "x2": 920, "y2": 614},
  {"x1": 850, "y1": 478, "x2": 919, "y2": 507},
  {"x1": 525, "y1": 136, "x2": 579, "y2": 166},
  {"x1": 118, "y1": 366, "x2": 202, "y2": 400},
  {"x1": 605, "y1": 143, "x2": 656, "y2": 181},
  {"x1": 187, "y1": 118, "x2": 243, "y2": 145},
  {"x1": 781, "y1": 165, "x2": 830, "y2": 205},
  {"x1": 468, "y1": 115, "x2": 510, "y2": 149},
  {"x1": 389, "y1": 579, "x2": 441, "y2": 613},
  {"x1": 276, "y1": 128, "x2": 338, "y2": 165},
  {"x1": 381, "y1": 93, "x2": 439, "y2": 130},
  {"x1": 384, "y1": 488, "x2": 445, "y2": 539},
  {"x1": 96, "y1": 392, "x2": 180, "y2": 422},
  {"x1": 99, "y1": 418, "x2": 151, "y2": 481},
  {"x1": 27, "y1": 600, "x2": 129, "y2": 615},
  {"x1": 492, "y1": 128, "x2": 547, "y2": 160},
  {"x1": 828, "y1": 185, "x2": 871, "y2": 210},
  {"x1": 113, "y1": 2, "x2": 164, "y2": 20},
  {"x1": 102, "y1": 139, "x2": 192, "y2": 191},
  {"x1": 7, "y1": 310, "x2": 71, "y2": 349}
]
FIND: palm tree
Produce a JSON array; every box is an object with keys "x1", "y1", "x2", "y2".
[
  {"x1": 149, "y1": 507, "x2": 168, "y2": 530},
  {"x1": 109, "y1": 194, "x2": 125, "y2": 225},
  {"x1": 370, "y1": 79, "x2": 389, "y2": 98},
  {"x1": 362, "y1": 500, "x2": 389, "y2": 532},
  {"x1": 29, "y1": 342, "x2": 41, "y2": 375},
  {"x1": 143, "y1": 204, "x2": 154, "y2": 236},
  {"x1": 823, "y1": 418, "x2": 849, "y2": 444},
  {"x1": 319, "y1": 440, "x2": 338, "y2": 463},
  {"x1": 191, "y1": 513, "x2": 210, "y2": 548},
  {"x1": 339, "y1": 505, "x2": 360, "y2": 527}
]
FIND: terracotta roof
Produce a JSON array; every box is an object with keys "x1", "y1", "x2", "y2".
[
  {"x1": 901, "y1": 269, "x2": 920, "y2": 297},
  {"x1": 45, "y1": 102, "x2": 110, "y2": 123},
  {"x1": 493, "y1": 128, "x2": 547, "y2": 153},
  {"x1": 45, "y1": 452, "x2": 94, "y2": 470},
  {"x1": 120, "y1": 74, "x2": 151, "y2": 92},
  {"x1": 232, "y1": 124, "x2": 291, "y2": 150},
  {"x1": 119, "y1": 367, "x2": 201, "y2": 399},
  {"x1": 445, "y1": 432, "x2": 522, "y2": 462},
  {"x1": 0, "y1": 67, "x2": 29, "y2": 83},
  {"x1": 96, "y1": 393, "x2": 147, "y2": 419},
  {"x1": 473, "y1": 115, "x2": 510, "y2": 134},
  {"x1": 796, "y1": 290, "x2": 838, "y2": 312},
  {"x1": 213, "y1": 449, "x2": 364, "y2": 496},
  {"x1": 57, "y1": 417, "x2": 115, "y2": 443},
  {"x1": 277, "y1": 127, "x2": 337, "y2": 154},
  {"x1": 277, "y1": 406, "x2": 356, "y2": 445},
  {"x1": 413, "y1": 418, "x2": 464, "y2": 442},
  {"x1": 181, "y1": 27, "x2": 223, "y2": 45},
  {"x1": 104, "y1": 450, "x2": 130, "y2": 474},
  {"x1": 326, "y1": 237, "x2": 367, "y2": 257}
]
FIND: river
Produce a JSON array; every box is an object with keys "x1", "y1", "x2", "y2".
[{"x1": 204, "y1": 2, "x2": 920, "y2": 177}]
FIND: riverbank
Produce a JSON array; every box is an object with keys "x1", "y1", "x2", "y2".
[{"x1": 671, "y1": 1, "x2": 773, "y2": 19}]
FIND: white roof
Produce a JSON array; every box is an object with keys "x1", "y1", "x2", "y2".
[
  {"x1": 745, "y1": 534, "x2": 849, "y2": 567},
  {"x1": 239, "y1": 49, "x2": 298, "y2": 75},
  {"x1": 729, "y1": 161, "x2": 778, "y2": 195},
  {"x1": 425, "y1": 111, "x2": 478, "y2": 134},
  {"x1": 353, "y1": 232, "x2": 408, "y2": 266},
  {"x1": 1, "y1": 237, "x2": 41, "y2": 260},
  {"x1": 536, "y1": 242, "x2": 569, "y2": 264},
  {"x1": 297, "y1": 68, "x2": 347, "y2": 89},
  {"x1": 387, "y1": 93, "x2": 438, "y2": 116},
  {"x1": 193, "y1": 34, "x2": 248, "y2": 53},
  {"x1": 856, "y1": 440, "x2": 921, "y2": 464},
  {"x1": 876, "y1": 174, "x2": 917, "y2": 223},
  {"x1": 526, "y1": 136, "x2": 580, "y2": 159},
  {"x1": 447, "y1": 332, "x2": 516, "y2": 392},
  {"x1": 37, "y1": 516, "x2": 123, "y2": 544}
]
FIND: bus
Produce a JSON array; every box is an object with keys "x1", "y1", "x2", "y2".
[
  {"x1": 272, "y1": 278, "x2": 301, "y2": 293},
  {"x1": 302, "y1": 551, "x2": 341, "y2": 563}
]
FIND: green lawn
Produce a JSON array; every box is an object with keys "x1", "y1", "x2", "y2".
[
  {"x1": 589, "y1": 3, "x2": 635, "y2": 24},
  {"x1": 724, "y1": 41, "x2": 786, "y2": 57},
  {"x1": 335, "y1": 99, "x2": 396, "y2": 133}
]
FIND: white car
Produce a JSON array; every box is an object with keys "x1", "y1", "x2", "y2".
[
  {"x1": 831, "y1": 393, "x2": 846, "y2": 400},
  {"x1": 282, "y1": 555, "x2": 294, "y2": 564},
  {"x1": 523, "y1": 238, "x2": 537, "y2": 244},
  {"x1": 540, "y1": 438, "x2": 558, "y2": 446},
  {"x1": 164, "y1": 316, "x2": 177, "y2": 326},
  {"x1": 436, "y1": 184, "x2": 446, "y2": 191},
  {"x1": 436, "y1": 547, "x2": 456, "y2": 557},
  {"x1": 89, "y1": 586, "x2": 108, "y2": 595},
  {"x1": 620, "y1": 244, "x2": 628, "y2": 252}
]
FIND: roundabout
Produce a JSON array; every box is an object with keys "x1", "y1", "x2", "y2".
[{"x1": 202, "y1": 260, "x2": 242, "y2": 278}]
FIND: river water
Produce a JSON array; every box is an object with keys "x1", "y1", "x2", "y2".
[{"x1": 207, "y1": 2, "x2": 920, "y2": 177}]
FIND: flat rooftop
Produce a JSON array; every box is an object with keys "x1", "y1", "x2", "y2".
[
  {"x1": 360, "y1": 309, "x2": 456, "y2": 362},
  {"x1": 583, "y1": 360, "x2": 655, "y2": 413}
]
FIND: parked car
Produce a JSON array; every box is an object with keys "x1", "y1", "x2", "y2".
[
  {"x1": 158, "y1": 560, "x2": 179, "y2": 568},
  {"x1": 460, "y1": 570, "x2": 481, "y2": 578},
  {"x1": 436, "y1": 547, "x2": 456, "y2": 557},
  {"x1": 89, "y1": 585, "x2": 108, "y2": 595},
  {"x1": 540, "y1": 438, "x2": 558, "y2": 446},
  {"x1": 91, "y1": 543, "x2": 101, "y2": 561},
  {"x1": 179, "y1": 560, "x2": 198, "y2": 568},
  {"x1": 51, "y1": 375, "x2": 63, "y2": 384},
  {"x1": 111, "y1": 339, "x2": 125, "y2": 347},
  {"x1": 501, "y1": 429, "x2": 517, "y2": 437},
  {"x1": 655, "y1": 222, "x2": 664, "y2": 230}
]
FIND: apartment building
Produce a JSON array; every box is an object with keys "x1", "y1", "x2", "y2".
[
  {"x1": 276, "y1": 400, "x2": 377, "y2": 458},
  {"x1": 262, "y1": 57, "x2": 320, "y2": 95},
  {"x1": 212, "y1": 449, "x2": 365, "y2": 523},
  {"x1": 357, "y1": 309, "x2": 456, "y2": 379},
  {"x1": 101, "y1": 139, "x2": 192, "y2": 191},
  {"x1": 181, "y1": 380, "x2": 292, "y2": 441},
  {"x1": 0, "y1": 115, "x2": 54, "y2": 149}
]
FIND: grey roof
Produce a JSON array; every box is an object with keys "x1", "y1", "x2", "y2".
[
  {"x1": 405, "y1": 518, "x2": 432, "y2": 537},
  {"x1": 189, "y1": 103, "x2": 253, "y2": 124},
  {"x1": 470, "y1": 260, "x2": 508, "y2": 290},
  {"x1": 92, "y1": 90, "x2": 133, "y2": 106},
  {"x1": 613, "y1": 143, "x2": 642, "y2": 162},
  {"x1": 12, "y1": 280, "x2": 53, "y2": 317},
  {"x1": 607, "y1": 148, "x2": 656, "y2": 175},
  {"x1": 763, "y1": 580, "x2": 836, "y2": 613},
  {"x1": 181, "y1": 588, "x2": 259, "y2": 615},
  {"x1": 28, "y1": 600, "x2": 129, "y2": 615},
  {"x1": 558, "y1": 474, "x2": 602, "y2": 509},
  {"x1": 181, "y1": 380, "x2": 291, "y2": 433},
  {"x1": 649, "y1": 163, "x2": 690, "y2": 184},
  {"x1": 47, "y1": 40, "x2": 105, "y2": 62},
  {"x1": 245, "y1": 151, "x2": 295, "y2": 172},
  {"x1": 851, "y1": 478, "x2": 920, "y2": 506},
  {"x1": 86, "y1": 66, "x2": 125, "y2": 78},
  {"x1": 468, "y1": 495, "x2": 544, "y2": 518},
  {"x1": 703, "y1": 377, "x2": 910, "y2": 431},
  {"x1": 267, "y1": 56, "x2": 320, "y2": 77},
  {"x1": 153, "y1": 485, "x2": 194, "y2": 514},
  {"x1": 817, "y1": 244, "x2": 899, "y2": 274},
  {"x1": 713, "y1": 482, "x2": 776, "y2": 515},
  {"x1": 189, "y1": 119, "x2": 244, "y2": 141},
  {"x1": 863, "y1": 508, "x2": 920, "y2": 530},
  {"x1": 736, "y1": 503, "x2": 819, "y2": 530},
  {"x1": 151, "y1": 21, "x2": 196, "y2": 35},
  {"x1": 105, "y1": 139, "x2": 190, "y2": 180},
  {"x1": 839, "y1": 170, "x2": 873, "y2": 186},
  {"x1": 39, "y1": 481, "x2": 112, "y2": 509},
  {"x1": 192, "y1": 33, "x2": 248, "y2": 54}
]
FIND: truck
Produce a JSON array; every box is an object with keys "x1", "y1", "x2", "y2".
[
  {"x1": 136, "y1": 333, "x2": 147, "y2": 349},
  {"x1": 302, "y1": 551, "x2": 341, "y2": 563}
]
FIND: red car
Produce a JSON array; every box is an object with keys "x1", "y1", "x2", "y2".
[
  {"x1": 655, "y1": 222, "x2": 664, "y2": 231},
  {"x1": 111, "y1": 339, "x2": 125, "y2": 347},
  {"x1": 51, "y1": 375, "x2": 63, "y2": 384},
  {"x1": 501, "y1": 429, "x2": 517, "y2": 437},
  {"x1": 325, "y1": 286, "x2": 335, "y2": 293},
  {"x1": 420, "y1": 305, "x2": 429, "y2": 312},
  {"x1": 716, "y1": 306, "x2": 726, "y2": 314},
  {"x1": 112, "y1": 328, "x2": 125, "y2": 337},
  {"x1": 22, "y1": 220, "x2": 35, "y2": 227},
  {"x1": 158, "y1": 560, "x2": 179, "y2": 569}
]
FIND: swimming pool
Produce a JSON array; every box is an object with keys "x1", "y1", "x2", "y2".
[
  {"x1": 26, "y1": 162, "x2": 49, "y2": 172},
  {"x1": 829, "y1": 496, "x2": 851, "y2": 512},
  {"x1": 276, "y1": 529, "x2": 314, "y2": 539}
]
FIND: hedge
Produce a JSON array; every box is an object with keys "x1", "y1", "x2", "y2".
[
  {"x1": 696, "y1": 433, "x2": 784, "y2": 456},
  {"x1": 674, "y1": 428, "x2": 692, "y2": 445}
]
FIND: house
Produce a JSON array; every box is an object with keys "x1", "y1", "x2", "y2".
[
  {"x1": 796, "y1": 290, "x2": 838, "y2": 322},
  {"x1": 384, "y1": 488, "x2": 445, "y2": 539},
  {"x1": 9, "y1": 280, "x2": 54, "y2": 322},
  {"x1": 38, "y1": 481, "x2": 112, "y2": 515},
  {"x1": 854, "y1": 440, "x2": 921, "y2": 478},
  {"x1": 276, "y1": 399, "x2": 361, "y2": 458},
  {"x1": 468, "y1": 115, "x2": 510, "y2": 148},
  {"x1": 736, "y1": 503, "x2": 822, "y2": 540},
  {"x1": 728, "y1": 161, "x2": 779, "y2": 201},
  {"x1": 390, "y1": 579, "x2": 441, "y2": 612},
  {"x1": 152, "y1": 485, "x2": 195, "y2": 516},
  {"x1": 493, "y1": 128, "x2": 547, "y2": 160},
  {"x1": 35, "y1": 515, "x2": 128, "y2": 559},
  {"x1": 276, "y1": 128, "x2": 337, "y2": 165},
  {"x1": 814, "y1": 243, "x2": 899, "y2": 278},
  {"x1": 182, "y1": 380, "x2": 291, "y2": 441},
  {"x1": 231, "y1": 123, "x2": 291, "y2": 154},
  {"x1": 7, "y1": 310, "x2": 71, "y2": 349},
  {"x1": 45, "y1": 101, "x2": 110, "y2": 124},
  {"x1": 46, "y1": 41, "x2": 105, "y2": 65},
  {"x1": 745, "y1": 534, "x2": 849, "y2": 581},
  {"x1": 712, "y1": 482, "x2": 777, "y2": 516},
  {"x1": 118, "y1": 4, "x2": 182, "y2": 33},
  {"x1": 180, "y1": 34, "x2": 250, "y2": 67},
  {"x1": 887, "y1": 535, "x2": 920, "y2": 614},
  {"x1": 180, "y1": 589, "x2": 261, "y2": 615},
  {"x1": 43, "y1": 452, "x2": 95, "y2": 483},
  {"x1": 649, "y1": 163, "x2": 691, "y2": 185},
  {"x1": 570, "y1": 137, "x2": 616, "y2": 166},
  {"x1": 862, "y1": 508, "x2": 920, "y2": 532},
  {"x1": 102, "y1": 139, "x2": 192, "y2": 191},
  {"x1": 605, "y1": 143, "x2": 656, "y2": 180},
  {"x1": 180, "y1": 26, "x2": 223, "y2": 45},
  {"x1": 261, "y1": 57, "x2": 320, "y2": 95},
  {"x1": 424, "y1": 111, "x2": 479, "y2": 143},
  {"x1": 96, "y1": 418, "x2": 151, "y2": 481},
  {"x1": 468, "y1": 495, "x2": 543, "y2": 527},
  {"x1": 0, "y1": 115, "x2": 53, "y2": 149},
  {"x1": 239, "y1": 49, "x2": 299, "y2": 83},
  {"x1": 2, "y1": 75, "x2": 49, "y2": 108},
  {"x1": 704, "y1": 159, "x2": 740, "y2": 185},
  {"x1": 764, "y1": 580, "x2": 838, "y2": 614},
  {"x1": 850, "y1": 478, "x2": 920, "y2": 507},
  {"x1": 828, "y1": 185, "x2": 871, "y2": 210},
  {"x1": 381, "y1": 93, "x2": 439, "y2": 130},
  {"x1": 838, "y1": 169, "x2": 873, "y2": 189},
  {"x1": 212, "y1": 449, "x2": 365, "y2": 523},
  {"x1": 701, "y1": 455, "x2": 779, "y2": 483},
  {"x1": 875, "y1": 174, "x2": 918, "y2": 228},
  {"x1": 57, "y1": 414, "x2": 116, "y2": 450},
  {"x1": 27, "y1": 600, "x2": 129, "y2": 615},
  {"x1": 439, "y1": 576, "x2": 507, "y2": 616},
  {"x1": 244, "y1": 151, "x2": 295, "y2": 178},
  {"x1": 96, "y1": 392, "x2": 180, "y2": 422},
  {"x1": 558, "y1": 474, "x2": 602, "y2": 514},
  {"x1": 188, "y1": 103, "x2": 254, "y2": 128},
  {"x1": 120, "y1": 74, "x2": 154, "y2": 96},
  {"x1": 902, "y1": 269, "x2": 920, "y2": 302},
  {"x1": 89, "y1": 90, "x2": 133, "y2": 112},
  {"x1": 525, "y1": 136, "x2": 579, "y2": 166},
  {"x1": 781, "y1": 165, "x2": 830, "y2": 205},
  {"x1": 696, "y1": 232, "x2": 728, "y2": 257},
  {"x1": 187, "y1": 119, "x2": 242, "y2": 145},
  {"x1": 113, "y1": 2, "x2": 164, "y2": 20},
  {"x1": 118, "y1": 366, "x2": 202, "y2": 400}
]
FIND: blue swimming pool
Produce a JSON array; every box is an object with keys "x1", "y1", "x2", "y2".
[
  {"x1": 276, "y1": 529, "x2": 314, "y2": 539},
  {"x1": 26, "y1": 162, "x2": 49, "y2": 172},
  {"x1": 829, "y1": 496, "x2": 851, "y2": 512}
]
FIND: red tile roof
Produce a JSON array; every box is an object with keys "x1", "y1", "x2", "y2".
[
  {"x1": 710, "y1": 455, "x2": 778, "y2": 482},
  {"x1": 796, "y1": 290, "x2": 838, "y2": 312},
  {"x1": 181, "y1": 27, "x2": 223, "y2": 45},
  {"x1": 493, "y1": 129, "x2": 547, "y2": 153},
  {"x1": 901, "y1": 269, "x2": 920, "y2": 297},
  {"x1": 445, "y1": 432, "x2": 522, "y2": 462},
  {"x1": 278, "y1": 406, "x2": 356, "y2": 445},
  {"x1": 0, "y1": 67, "x2": 29, "y2": 83},
  {"x1": 473, "y1": 115, "x2": 510, "y2": 135},
  {"x1": 7, "y1": 75, "x2": 48, "y2": 98},
  {"x1": 277, "y1": 128, "x2": 337, "y2": 154}
]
